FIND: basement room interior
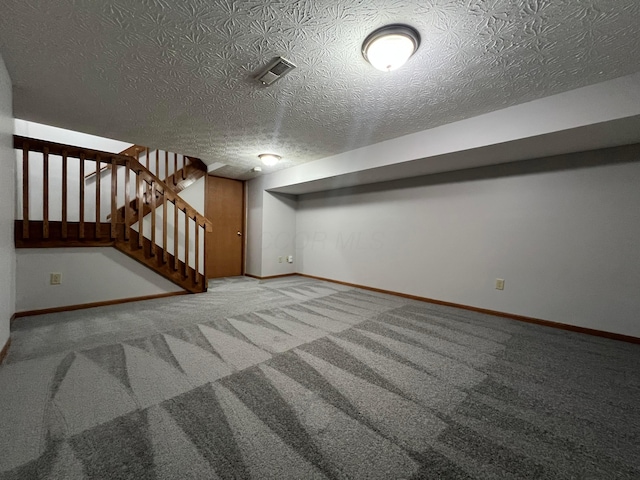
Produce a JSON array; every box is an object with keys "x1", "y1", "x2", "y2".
[{"x1": 1, "y1": 1, "x2": 639, "y2": 479}]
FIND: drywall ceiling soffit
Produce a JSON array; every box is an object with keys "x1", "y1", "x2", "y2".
[
  {"x1": 270, "y1": 115, "x2": 640, "y2": 195},
  {"x1": 1, "y1": 1, "x2": 639, "y2": 180}
]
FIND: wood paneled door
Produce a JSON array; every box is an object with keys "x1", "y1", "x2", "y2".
[{"x1": 205, "y1": 176, "x2": 244, "y2": 278}]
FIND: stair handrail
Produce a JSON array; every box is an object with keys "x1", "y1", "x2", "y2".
[
  {"x1": 130, "y1": 157, "x2": 212, "y2": 232},
  {"x1": 14, "y1": 135, "x2": 212, "y2": 232},
  {"x1": 120, "y1": 144, "x2": 207, "y2": 181}
]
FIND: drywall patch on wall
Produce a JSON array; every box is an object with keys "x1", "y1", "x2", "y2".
[
  {"x1": 296, "y1": 146, "x2": 640, "y2": 338},
  {"x1": 0, "y1": 54, "x2": 15, "y2": 349},
  {"x1": 16, "y1": 248, "x2": 183, "y2": 312}
]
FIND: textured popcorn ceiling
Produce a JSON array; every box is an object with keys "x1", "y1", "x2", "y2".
[{"x1": 1, "y1": 0, "x2": 640, "y2": 179}]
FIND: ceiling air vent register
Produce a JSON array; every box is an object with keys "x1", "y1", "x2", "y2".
[{"x1": 255, "y1": 57, "x2": 297, "y2": 86}]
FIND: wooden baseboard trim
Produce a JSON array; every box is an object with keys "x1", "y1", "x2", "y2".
[
  {"x1": 0, "y1": 337, "x2": 10, "y2": 365},
  {"x1": 13, "y1": 291, "x2": 189, "y2": 319},
  {"x1": 297, "y1": 273, "x2": 640, "y2": 345},
  {"x1": 245, "y1": 273, "x2": 298, "y2": 280}
]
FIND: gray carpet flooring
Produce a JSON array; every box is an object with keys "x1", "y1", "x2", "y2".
[{"x1": 1, "y1": 275, "x2": 639, "y2": 479}]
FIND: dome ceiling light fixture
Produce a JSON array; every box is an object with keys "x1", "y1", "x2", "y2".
[
  {"x1": 362, "y1": 24, "x2": 421, "y2": 72},
  {"x1": 259, "y1": 153, "x2": 281, "y2": 166}
]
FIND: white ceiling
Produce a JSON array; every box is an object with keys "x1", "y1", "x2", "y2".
[{"x1": 1, "y1": 0, "x2": 639, "y2": 180}]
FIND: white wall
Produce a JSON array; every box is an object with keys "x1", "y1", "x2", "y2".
[
  {"x1": 247, "y1": 73, "x2": 640, "y2": 279},
  {"x1": 16, "y1": 248, "x2": 183, "y2": 311},
  {"x1": 262, "y1": 191, "x2": 297, "y2": 276},
  {"x1": 178, "y1": 176, "x2": 204, "y2": 213},
  {"x1": 245, "y1": 173, "x2": 297, "y2": 278},
  {"x1": 246, "y1": 73, "x2": 640, "y2": 336},
  {"x1": 0, "y1": 54, "x2": 15, "y2": 349},
  {"x1": 296, "y1": 146, "x2": 640, "y2": 338},
  {"x1": 246, "y1": 175, "x2": 264, "y2": 275}
]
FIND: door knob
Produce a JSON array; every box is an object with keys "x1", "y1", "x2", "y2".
[{"x1": 237, "y1": 231, "x2": 242, "y2": 236}]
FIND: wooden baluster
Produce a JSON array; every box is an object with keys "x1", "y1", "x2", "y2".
[
  {"x1": 150, "y1": 180, "x2": 156, "y2": 257},
  {"x1": 79, "y1": 154, "x2": 85, "y2": 238},
  {"x1": 95, "y1": 154, "x2": 101, "y2": 238},
  {"x1": 43, "y1": 147, "x2": 49, "y2": 239},
  {"x1": 182, "y1": 155, "x2": 186, "y2": 180},
  {"x1": 124, "y1": 162, "x2": 130, "y2": 240},
  {"x1": 111, "y1": 161, "x2": 117, "y2": 239},
  {"x1": 145, "y1": 147, "x2": 150, "y2": 170},
  {"x1": 194, "y1": 220, "x2": 200, "y2": 286},
  {"x1": 162, "y1": 194, "x2": 168, "y2": 263},
  {"x1": 22, "y1": 143, "x2": 29, "y2": 239},
  {"x1": 164, "y1": 150, "x2": 168, "y2": 182},
  {"x1": 62, "y1": 151, "x2": 68, "y2": 239},
  {"x1": 184, "y1": 209, "x2": 189, "y2": 278},
  {"x1": 203, "y1": 221, "x2": 207, "y2": 284},
  {"x1": 155, "y1": 149, "x2": 159, "y2": 177},
  {"x1": 173, "y1": 201, "x2": 179, "y2": 270},
  {"x1": 173, "y1": 153, "x2": 177, "y2": 184},
  {"x1": 137, "y1": 174, "x2": 144, "y2": 249}
]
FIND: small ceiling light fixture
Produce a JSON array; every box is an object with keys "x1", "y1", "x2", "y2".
[
  {"x1": 362, "y1": 24, "x2": 420, "y2": 72},
  {"x1": 259, "y1": 153, "x2": 281, "y2": 166}
]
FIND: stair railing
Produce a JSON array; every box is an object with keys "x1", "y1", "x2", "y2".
[
  {"x1": 131, "y1": 159, "x2": 212, "y2": 286},
  {"x1": 15, "y1": 135, "x2": 212, "y2": 289},
  {"x1": 120, "y1": 144, "x2": 206, "y2": 186}
]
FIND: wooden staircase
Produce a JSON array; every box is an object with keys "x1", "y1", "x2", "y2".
[{"x1": 14, "y1": 136, "x2": 212, "y2": 294}]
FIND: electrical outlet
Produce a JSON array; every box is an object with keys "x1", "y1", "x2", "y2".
[
  {"x1": 287, "y1": 255, "x2": 293, "y2": 263},
  {"x1": 50, "y1": 273, "x2": 62, "y2": 285},
  {"x1": 278, "y1": 256, "x2": 283, "y2": 263},
  {"x1": 495, "y1": 278, "x2": 505, "y2": 290}
]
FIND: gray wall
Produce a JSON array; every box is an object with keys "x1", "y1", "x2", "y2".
[
  {"x1": 0, "y1": 54, "x2": 15, "y2": 349},
  {"x1": 296, "y1": 146, "x2": 640, "y2": 338}
]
